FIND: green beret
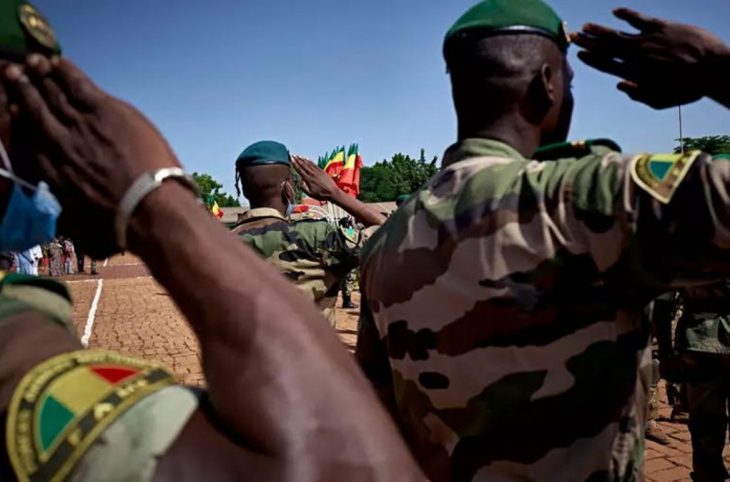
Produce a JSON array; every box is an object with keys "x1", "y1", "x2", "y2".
[
  {"x1": 714, "y1": 154, "x2": 730, "y2": 161},
  {"x1": 236, "y1": 141, "x2": 290, "y2": 168},
  {"x1": 445, "y1": 0, "x2": 570, "y2": 52},
  {"x1": 0, "y1": 0, "x2": 61, "y2": 62},
  {"x1": 396, "y1": 194, "x2": 411, "y2": 206}
]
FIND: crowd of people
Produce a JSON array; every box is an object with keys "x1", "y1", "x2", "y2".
[
  {"x1": 0, "y1": 238, "x2": 98, "y2": 276},
  {"x1": 0, "y1": 0, "x2": 730, "y2": 481}
]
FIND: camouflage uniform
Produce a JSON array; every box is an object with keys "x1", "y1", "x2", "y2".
[
  {"x1": 357, "y1": 137, "x2": 730, "y2": 481},
  {"x1": 237, "y1": 208, "x2": 364, "y2": 326},
  {"x1": 674, "y1": 282, "x2": 730, "y2": 481}
]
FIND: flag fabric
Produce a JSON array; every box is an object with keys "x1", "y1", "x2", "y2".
[
  {"x1": 316, "y1": 144, "x2": 364, "y2": 197},
  {"x1": 319, "y1": 146, "x2": 346, "y2": 179},
  {"x1": 205, "y1": 194, "x2": 224, "y2": 219},
  {"x1": 338, "y1": 144, "x2": 363, "y2": 197}
]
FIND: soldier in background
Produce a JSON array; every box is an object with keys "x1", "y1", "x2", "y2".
[
  {"x1": 357, "y1": 0, "x2": 730, "y2": 479},
  {"x1": 233, "y1": 143, "x2": 384, "y2": 325},
  {"x1": 655, "y1": 282, "x2": 730, "y2": 481},
  {"x1": 339, "y1": 217, "x2": 359, "y2": 310}
]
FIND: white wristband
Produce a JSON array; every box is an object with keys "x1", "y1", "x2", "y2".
[{"x1": 115, "y1": 167, "x2": 196, "y2": 250}]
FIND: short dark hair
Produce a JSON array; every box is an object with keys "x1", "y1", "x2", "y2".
[{"x1": 446, "y1": 33, "x2": 558, "y2": 119}]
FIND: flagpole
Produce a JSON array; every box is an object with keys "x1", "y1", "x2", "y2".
[{"x1": 678, "y1": 106, "x2": 685, "y2": 154}]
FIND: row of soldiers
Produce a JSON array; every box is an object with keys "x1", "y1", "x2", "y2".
[{"x1": 1, "y1": 0, "x2": 730, "y2": 481}]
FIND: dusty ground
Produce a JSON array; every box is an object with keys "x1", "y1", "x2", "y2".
[{"x1": 63, "y1": 254, "x2": 722, "y2": 481}]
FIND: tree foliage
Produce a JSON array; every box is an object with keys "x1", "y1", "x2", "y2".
[
  {"x1": 359, "y1": 149, "x2": 438, "y2": 202},
  {"x1": 192, "y1": 172, "x2": 240, "y2": 207},
  {"x1": 675, "y1": 135, "x2": 730, "y2": 155}
]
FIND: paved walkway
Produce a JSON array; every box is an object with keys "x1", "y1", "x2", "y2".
[{"x1": 64, "y1": 255, "x2": 723, "y2": 481}]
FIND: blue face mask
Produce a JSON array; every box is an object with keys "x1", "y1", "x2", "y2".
[
  {"x1": 285, "y1": 202, "x2": 295, "y2": 217},
  {"x1": 0, "y1": 140, "x2": 61, "y2": 252}
]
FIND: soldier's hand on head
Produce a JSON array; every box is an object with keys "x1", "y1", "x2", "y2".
[
  {"x1": 572, "y1": 8, "x2": 730, "y2": 109},
  {"x1": 291, "y1": 155, "x2": 341, "y2": 202},
  {"x1": 2, "y1": 55, "x2": 182, "y2": 259}
]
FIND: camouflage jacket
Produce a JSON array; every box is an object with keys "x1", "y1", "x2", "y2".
[
  {"x1": 675, "y1": 282, "x2": 730, "y2": 355},
  {"x1": 236, "y1": 208, "x2": 362, "y2": 325},
  {"x1": 357, "y1": 138, "x2": 730, "y2": 481}
]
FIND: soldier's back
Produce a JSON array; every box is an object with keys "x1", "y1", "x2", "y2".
[
  {"x1": 360, "y1": 138, "x2": 662, "y2": 481},
  {"x1": 237, "y1": 212, "x2": 358, "y2": 325}
]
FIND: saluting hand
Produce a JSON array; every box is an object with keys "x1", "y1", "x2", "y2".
[
  {"x1": 291, "y1": 155, "x2": 341, "y2": 202},
  {"x1": 2, "y1": 55, "x2": 181, "y2": 258},
  {"x1": 572, "y1": 8, "x2": 730, "y2": 109}
]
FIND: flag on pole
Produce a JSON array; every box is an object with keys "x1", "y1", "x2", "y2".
[
  {"x1": 337, "y1": 144, "x2": 363, "y2": 197},
  {"x1": 319, "y1": 146, "x2": 346, "y2": 179},
  {"x1": 206, "y1": 194, "x2": 224, "y2": 219}
]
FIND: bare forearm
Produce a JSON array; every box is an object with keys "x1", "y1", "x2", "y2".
[
  {"x1": 127, "y1": 183, "x2": 389, "y2": 454},
  {"x1": 331, "y1": 191, "x2": 386, "y2": 226},
  {"x1": 708, "y1": 45, "x2": 730, "y2": 109}
]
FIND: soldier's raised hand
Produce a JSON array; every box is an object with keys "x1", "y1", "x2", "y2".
[
  {"x1": 291, "y1": 154, "x2": 341, "y2": 202},
  {"x1": 573, "y1": 8, "x2": 730, "y2": 109},
  {"x1": 2, "y1": 55, "x2": 182, "y2": 258}
]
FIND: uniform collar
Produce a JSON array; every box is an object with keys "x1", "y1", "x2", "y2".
[
  {"x1": 238, "y1": 207, "x2": 287, "y2": 223},
  {"x1": 443, "y1": 138, "x2": 527, "y2": 167}
]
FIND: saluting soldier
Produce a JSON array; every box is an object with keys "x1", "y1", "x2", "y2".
[
  {"x1": 233, "y1": 141, "x2": 384, "y2": 325},
  {"x1": 0, "y1": 2, "x2": 423, "y2": 480},
  {"x1": 356, "y1": 0, "x2": 730, "y2": 480}
]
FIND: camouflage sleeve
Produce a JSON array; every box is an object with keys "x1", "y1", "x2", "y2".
[
  {"x1": 629, "y1": 153, "x2": 730, "y2": 286},
  {"x1": 324, "y1": 223, "x2": 363, "y2": 272},
  {"x1": 549, "y1": 150, "x2": 730, "y2": 291},
  {"x1": 0, "y1": 274, "x2": 75, "y2": 335}
]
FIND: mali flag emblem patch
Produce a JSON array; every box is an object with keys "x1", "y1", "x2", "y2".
[
  {"x1": 631, "y1": 151, "x2": 702, "y2": 204},
  {"x1": 6, "y1": 350, "x2": 175, "y2": 482}
]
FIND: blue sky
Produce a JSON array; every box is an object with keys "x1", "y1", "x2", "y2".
[{"x1": 37, "y1": 0, "x2": 730, "y2": 201}]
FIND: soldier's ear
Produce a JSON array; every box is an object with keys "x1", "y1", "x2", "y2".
[{"x1": 538, "y1": 63, "x2": 557, "y2": 108}]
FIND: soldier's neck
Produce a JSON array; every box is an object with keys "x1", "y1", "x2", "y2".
[
  {"x1": 458, "y1": 117, "x2": 541, "y2": 159},
  {"x1": 250, "y1": 198, "x2": 287, "y2": 218}
]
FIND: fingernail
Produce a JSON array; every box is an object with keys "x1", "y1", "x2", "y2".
[
  {"x1": 27, "y1": 54, "x2": 41, "y2": 67},
  {"x1": 4, "y1": 65, "x2": 22, "y2": 81}
]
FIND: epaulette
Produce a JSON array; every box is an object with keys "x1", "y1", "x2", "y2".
[
  {"x1": 0, "y1": 273, "x2": 74, "y2": 334},
  {"x1": 532, "y1": 138, "x2": 622, "y2": 161}
]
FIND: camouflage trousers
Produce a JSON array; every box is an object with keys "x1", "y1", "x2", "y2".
[
  {"x1": 682, "y1": 352, "x2": 730, "y2": 482},
  {"x1": 341, "y1": 270, "x2": 358, "y2": 299},
  {"x1": 648, "y1": 358, "x2": 661, "y2": 423}
]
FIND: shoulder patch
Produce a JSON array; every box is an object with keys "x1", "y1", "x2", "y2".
[
  {"x1": 631, "y1": 151, "x2": 702, "y2": 204},
  {"x1": 6, "y1": 350, "x2": 176, "y2": 482}
]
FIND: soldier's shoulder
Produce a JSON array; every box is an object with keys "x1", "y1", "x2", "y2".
[
  {"x1": 291, "y1": 218, "x2": 339, "y2": 241},
  {"x1": 0, "y1": 273, "x2": 72, "y2": 329},
  {"x1": 533, "y1": 138, "x2": 622, "y2": 161}
]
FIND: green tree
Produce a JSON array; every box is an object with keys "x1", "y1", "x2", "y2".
[
  {"x1": 192, "y1": 172, "x2": 241, "y2": 207},
  {"x1": 675, "y1": 135, "x2": 730, "y2": 155},
  {"x1": 359, "y1": 150, "x2": 438, "y2": 202}
]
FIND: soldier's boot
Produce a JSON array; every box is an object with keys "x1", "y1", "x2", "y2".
[
  {"x1": 645, "y1": 420, "x2": 672, "y2": 446},
  {"x1": 342, "y1": 296, "x2": 358, "y2": 309}
]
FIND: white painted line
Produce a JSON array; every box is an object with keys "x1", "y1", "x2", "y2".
[
  {"x1": 103, "y1": 258, "x2": 109, "y2": 267},
  {"x1": 81, "y1": 279, "x2": 104, "y2": 348},
  {"x1": 65, "y1": 279, "x2": 99, "y2": 285}
]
